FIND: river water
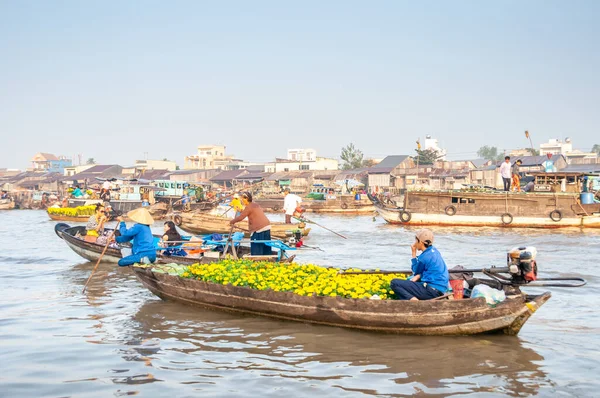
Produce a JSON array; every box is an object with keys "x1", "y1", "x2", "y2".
[{"x1": 1, "y1": 210, "x2": 599, "y2": 397}]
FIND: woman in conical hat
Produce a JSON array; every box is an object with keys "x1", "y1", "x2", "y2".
[{"x1": 115, "y1": 207, "x2": 157, "y2": 266}]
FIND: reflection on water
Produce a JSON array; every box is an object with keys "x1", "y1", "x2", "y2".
[{"x1": 1, "y1": 210, "x2": 600, "y2": 396}]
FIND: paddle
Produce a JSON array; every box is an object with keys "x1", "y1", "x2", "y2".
[
  {"x1": 222, "y1": 225, "x2": 237, "y2": 259},
  {"x1": 338, "y1": 267, "x2": 587, "y2": 287},
  {"x1": 293, "y1": 215, "x2": 347, "y2": 239},
  {"x1": 339, "y1": 266, "x2": 509, "y2": 275},
  {"x1": 82, "y1": 229, "x2": 117, "y2": 293}
]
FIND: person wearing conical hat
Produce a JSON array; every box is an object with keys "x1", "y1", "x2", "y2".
[{"x1": 115, "y1": 207, "x2": 157, "y2": 266}]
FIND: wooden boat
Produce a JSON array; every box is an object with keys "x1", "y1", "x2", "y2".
[
  {"x1": 174, "y1": 211, "x2": 311, "y2": 239},
  {"x1": 0, "y1": 198, "x2": 15, "y2": 210},
  {"x1": 256, "y1": 195, "x2": 375, "y2": 214},
  {"x1": 54, "y1": 223, "x2": 298, "y2": 265},
  {"x1": 132, "y1": 266, "x2": 551, "y2": 336},
  {"x1": 369, "y1": 189, "x2": 600, "y2": 228},
  {"x1": 47, "y1": 202, "x2": 169, "y2": 222}
]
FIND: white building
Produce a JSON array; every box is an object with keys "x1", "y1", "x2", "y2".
[
  {"x1": 63, "y1": 164, "x2": 95, "y2": 177},
  {"x1": 184, "y1": 145, "x2": 233, "y2": 170},
  {"x1": 424, "y1": 135, "x2": 447, "y2": 160},
  {"x1": 265, "y1": 157, "x2": 339, "y2": 173},
  {"x1": 539, "y1": 138, "x2": 573, "y2": 156},
  {"x1": 135, "y1": 159, "x2": 177, "y2": 171},
  {"x1": 287, "y1": 148, "x2": 317, "y2": 162}
]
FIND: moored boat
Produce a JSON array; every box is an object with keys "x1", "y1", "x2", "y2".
[
  {"x1": 0, "y1": 198, "x2": 15, "y2": 210},
  {"x1": 369, "y1": 189, "x2": 600, "y2": 228},
  {"x1": 256, "y1": 194, "x2": 375, "y2": 214},
  {"x1": 173, "y1": 211, "x2": 310, "y2": 239},
  {"x1": 48, "y1": 202, "x2": 169, "y2": 222},
  {"x1": 131, "y1": 265, "x2": 551, "y2": 336}
]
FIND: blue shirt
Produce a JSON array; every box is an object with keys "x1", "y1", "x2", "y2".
[
  {"x1": 115, "y1": 222, "x2": 155, "y2": 255},
  {"x1": 411, "y1": 245, "x2": 449, "y2": 293}
]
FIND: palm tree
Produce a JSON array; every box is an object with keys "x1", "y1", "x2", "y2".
[{"x1": 86, "y1": 158, "x2": 96, "y2": 165}]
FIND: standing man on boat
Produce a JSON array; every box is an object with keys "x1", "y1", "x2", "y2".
[
  {"x1": 511, "y1": 159, "x2": 522, "y2": 192},
  {"x1": 229, "y1": 192, "x2": 273, "y2": 256},
  {"x1": 499, "y1": 156, "x2": 512, "y2": 192},
  {"x1": 390, "y1": 229, "x2": 449, "y2": 300},
  {"x1": 283, "y1": 187, "x2": 302, "y2": 224}
]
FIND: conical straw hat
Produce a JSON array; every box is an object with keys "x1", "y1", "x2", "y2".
[{"x1": 127, "y1": 207, "x2": 154, "y2": 225}]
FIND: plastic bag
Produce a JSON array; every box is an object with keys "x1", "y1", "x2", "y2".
[{"x1": 471, "y1": 284, "x2": 506, "y2": 306}]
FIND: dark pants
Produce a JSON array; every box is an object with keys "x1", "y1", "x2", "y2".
[
  {"x1": 251, "y1": 230, "x2": 273, "y2": 255},
  {"x1": 118, "y1": 251, "x2": 157, "y2": 266},
  {"x1": 390, "y1": 279, "x2": 443, "y2": 300},
  {"x1": 285, "y1": 214, "x2": 292, "y2": 224},
  {"x1": 503, "y1": 177, "x2": 511, "y2": 191}
]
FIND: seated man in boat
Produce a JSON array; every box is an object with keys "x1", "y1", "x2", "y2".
[
  {"x1": 115, "y1": 208, "x2": 157, "y2": 266},
  {"x1": 390, "y1": 229, "x2": 449, "y2": 300},
  {"x1": 229, "y1": 192, "x2": 273, "y2": 256},
  {"x1": 85, "y1": 203, "x2": 108, "y2": 242}
]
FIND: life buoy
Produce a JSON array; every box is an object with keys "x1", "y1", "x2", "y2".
[
  {"x1": 173, "y1": 215, "x2": 183, "y2": 226},
  {"x1": 340, "y1": 202, "x2": 349, "y2": 210},
  {"x1": 272, "y1": 204, "x2": 280, "y2": 211},
  {"x1": 399, "y1": 210, "x2": 412, "y2": 223},
  {"x1": 549, "y1": 209, "x2": 562, "y2": 222},
  {"x1": 444, "y1": 205, "x2": 457, "y2": 216},
  {"x1": 501, "y1": 213, "x2": 513, "y2": 225}
]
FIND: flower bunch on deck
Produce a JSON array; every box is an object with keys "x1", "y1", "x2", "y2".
[
  {"x1": 179, "y1": 259, "x2": 407, "y2": 300},
  {"x1": 47, "y1": 205, "x2": 96, "y2": 217}
]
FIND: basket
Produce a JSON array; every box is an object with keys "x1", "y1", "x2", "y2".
[{"x1": 449, "y1": 279, "x2": 464, "y2": 300}]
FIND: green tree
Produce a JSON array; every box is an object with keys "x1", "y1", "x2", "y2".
[
  {"x1": 86, "y1": 158, "x2": 96, "y2": 165},
  {"x1": 592, "y1": 144, "x2": 600, "y2": 154},
  {"x1": 529, "y1": 148, "x2": 540, "y2": 156},
  {"x1": 340, "y1": 143, "x2": 364, "y2": 170},
  {"x1": 477, "y1": 146, "x2": 504, "y2": 161},
  {"x1": 362, "y1": 158, "x2": 376, "y2": 167},
  {"x1": 413, "y1": 148, "x2": 441, "y2": 165}
]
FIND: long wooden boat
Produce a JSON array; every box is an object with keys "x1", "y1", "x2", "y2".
[
  {"x1": 174, "y1": 211, "x2": 311, "y2": 239},
  {"x1": 370, "y1": 190, "x2": 600, "y2": 228},
  {"x1": 54, "y1": 223, "x2": 253, "y2": 265},
  {"x1": 132, "y1": 266, "x2": 551, "y2": 336},
  {"x1": 255, "y1": 195, "x2": 375, "y2": 214},
  {"x1": 0, "y1": 198, "x2": 15, "y2": 210},
  {"x1": 48, "y1": 202, "x2": 169, "y2": 222}
]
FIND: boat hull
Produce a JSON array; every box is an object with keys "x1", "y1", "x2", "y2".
[
  {"x1": 175, "y1": 212, "x2": 310, "y2": 239},
  {"x1": 370, "y1": 191, "x2": 600, "y2": 228},
  {"x1": 132, "y1": 267, "x2": 550, "y2": 336},
  {"x1": 256, "y1": 197, "x2": 375, "y2": 214},
  {"x1": 375, "y1": 205, "x2": 600, "y2": 228},
  {"x1": 48, "y1": 214, "x2": 89, "y2": 222},
  {"x1": 0, "y1": 199, "x2": 15, "y2": 210}
]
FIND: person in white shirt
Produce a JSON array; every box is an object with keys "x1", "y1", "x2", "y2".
[
  {"x1": 283, "y1": 187, "x2": 302, "y2": 224},
  {"x1": 499, "y1": 156, "x2": 512, "y2": 192}
]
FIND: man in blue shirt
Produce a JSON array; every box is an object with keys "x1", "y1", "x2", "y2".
[
  {"x1": 391, "y1": 229, "x2": 449, "y2": 300},
  {"x1": 115, "y1": 207, "x2": 157, "y2": 266}
]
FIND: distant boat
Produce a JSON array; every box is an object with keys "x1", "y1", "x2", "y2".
[{"x1": 369, "y1": 173, "x2": 600, "y2": 228}]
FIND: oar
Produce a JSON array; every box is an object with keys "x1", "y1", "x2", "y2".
[
  {"x1": 82, "y1": 229, "x2": 117, "y2": 293},
  {"x1": 294, "y1": 215, "x2": 347, "y2": 239},
  {"x1": 223, "y1": 225, "x2": 237, "y2": 259},
  {"x1": 339, "y1": 266, "x2": 509, "y2": 275}
]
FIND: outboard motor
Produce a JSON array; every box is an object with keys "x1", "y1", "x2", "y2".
[{"x1": 507, "y1": 246, "x2": 538, "y2": 283}]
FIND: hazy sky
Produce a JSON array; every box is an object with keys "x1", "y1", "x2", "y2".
[{"x1": 1, "y1": 0, "x2": 598, "y2": 170}]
